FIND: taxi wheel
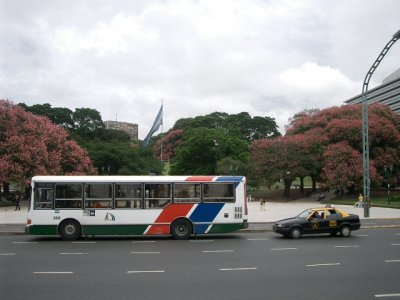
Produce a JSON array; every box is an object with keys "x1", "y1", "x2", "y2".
[
  {"x1": 339, "y1": 225, "x2": 351, "y2": 237},
  {"x1": 290, "y1": 227, "x2": 302, "y2": 239}
]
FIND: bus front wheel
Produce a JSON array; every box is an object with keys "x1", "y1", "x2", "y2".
[
  {"x1": 171, "y1": 219, "x2": 192, "y2": 240},
  {"x1": 59, "y1": 219, "x2": 81, "y2": 241}
]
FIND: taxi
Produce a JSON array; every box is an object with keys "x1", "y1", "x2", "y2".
[{"x1": 272, "y1": 206, "x2": 361, "y2": 239}]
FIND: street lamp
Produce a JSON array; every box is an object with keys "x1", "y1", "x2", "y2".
[
  {"x1": 362, "y1": 29, "x2": 400, "y2": 217},
  {"x1": 384, "y1": 165, "x2": 393, "y2": 205}
]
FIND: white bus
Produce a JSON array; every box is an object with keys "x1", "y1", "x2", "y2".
[{"x1": 26, "y1": 175, "x2": 248, "y2": 240}]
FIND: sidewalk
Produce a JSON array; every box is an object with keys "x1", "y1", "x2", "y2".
[
  {"x1": 247, "y1": 198, "x2": 400, "y2": 223},
  {"x1": 0, "y1": 199, "x2": 399, "y2": 234}
]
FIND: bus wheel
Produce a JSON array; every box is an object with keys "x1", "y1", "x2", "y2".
[
  {"x1": 59, "y1": 220, "x2": 81, "y2": 241},
  {"x1": 171, "y1": 219, "x2": 192, "y2": 240}
]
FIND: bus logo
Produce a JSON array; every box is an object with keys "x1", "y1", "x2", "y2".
[{"x1": 105, "y1": 213, "x2": 115, "y2": 221}]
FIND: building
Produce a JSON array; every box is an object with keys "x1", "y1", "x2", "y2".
[
  {"x1": 104, "y1": 121, "x2": 138, "y2": 140},
  {"x1": 344, "y1": 68, "x2": 400, "y2": 113}
]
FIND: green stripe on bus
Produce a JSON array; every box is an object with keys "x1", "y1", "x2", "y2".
[
  {"x1": 82, "y1": 225, "x2": 149, "y2": 235},
  {"x1": 207, "y1": 223, "x2": 245, "y2": 234},
  {"x1": 28, "y1": 225, "x2": 58, "y2": 235}
]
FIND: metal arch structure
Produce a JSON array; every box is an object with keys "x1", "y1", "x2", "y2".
[{"x1": 362, "y1": 29, "x2": 400, "y2": 217}]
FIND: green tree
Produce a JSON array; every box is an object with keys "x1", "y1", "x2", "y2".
[
  {"x1": 73, "y1": 108, "x2": 104, "y2": 137},
  {"x1": 171, "y1": 127, "x2": 248, "y2": 175}
]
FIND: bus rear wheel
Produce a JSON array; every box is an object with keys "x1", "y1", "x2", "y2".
[
  {"x1": 171, "y1": 219, "x2": 192, "y2": 240},
  {"x1": 59, "y1": 220, "x2": 81, "y2": 241}
]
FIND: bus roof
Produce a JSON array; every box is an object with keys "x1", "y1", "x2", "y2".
[{"x1": 31, "y1": 175, "x2": 246, "y2": 183}]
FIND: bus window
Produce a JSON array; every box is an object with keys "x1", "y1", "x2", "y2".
[
  {"x1": 55, "y1": 184, "x2": 83, "y2": 208},
  {"x1": 34, "y1": 188, "x2": 53, "y2": 209},
  {"x1": 115, "y1": 183, "x2": 142, "y2": 209},
  {"x1": 145, "y1": 183, "x2": 172, "y2": 208},
  {"x1": 203, "y1": 183, "x2": 235, "y2": 203},
  {"x1": 84, "y1": 184, "x2": 112, "y2": 208},
  {"x1": 174, "y1": 183, "x2": 201, "y2": 203}
]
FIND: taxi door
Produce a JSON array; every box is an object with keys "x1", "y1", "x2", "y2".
[
  {"x1": 324, "y1": 209, "x2": 340, "y2": 233},
  {"x1": 305, "y1": 210, "x2": 324, "y2": 234},
  {"x1": 317, "y1": 209, "x2": 333, "y2": 233}
]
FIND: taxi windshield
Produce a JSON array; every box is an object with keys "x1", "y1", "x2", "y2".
[{"x1": 296, "y1": 209, "x2": 313, "y2": 219}]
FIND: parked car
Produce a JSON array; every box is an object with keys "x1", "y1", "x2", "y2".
[{"x1": 273, "y1": 206, "x2": 361, "y2": 239}]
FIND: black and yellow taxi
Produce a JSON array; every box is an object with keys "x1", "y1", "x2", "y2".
[{"x1": 272, "y1": 206, "x2": 361, "y2": 239}]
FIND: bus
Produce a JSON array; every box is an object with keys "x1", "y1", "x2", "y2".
[{"x1": 26, "y1": 175, "x2": 248, "y2": 240}]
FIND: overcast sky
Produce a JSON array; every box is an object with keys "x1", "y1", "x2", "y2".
[{"x1": 1, "y1": 0, "x2": 399, "y2": 138}]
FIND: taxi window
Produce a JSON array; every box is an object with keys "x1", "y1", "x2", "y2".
[{"x1": 326, "y1": 209, "x2": 339, "y2": 219}]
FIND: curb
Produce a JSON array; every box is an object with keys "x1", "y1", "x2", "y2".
[{"x1": 1, "y1": 225, "x2": 400, "y2": 236}]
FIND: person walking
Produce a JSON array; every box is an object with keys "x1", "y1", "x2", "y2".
[
  {"x1": 15, "y1": 191, "x2": 21, "y2": 211},
  {"x1": 260, "y1": 198, "x2": 266, "y2": 211}
]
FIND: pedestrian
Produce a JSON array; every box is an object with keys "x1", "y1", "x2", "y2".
[
  {"x1": 260, "y1": 198, "x2": 266, "y2": 211},
  {"x1": 355, "y1": 194, "x2": 364, "y2": 208},
  {"x1": 15, "y1": 191, "x2": 21, "y2": 211}
]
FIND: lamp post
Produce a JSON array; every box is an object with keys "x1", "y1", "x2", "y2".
[
  {"x1": 384, "y1": 165, "x2": 393, "y2": 205},
  {"x1": 362, "y1": 29, "x2": 400, "y2": 217}
]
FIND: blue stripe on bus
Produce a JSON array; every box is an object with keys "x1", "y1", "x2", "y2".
[
  {"x1": 215, "y1": 176, "x2": 244, "y2": 183},
  {"x1": 189, "y1": 203, "x2": 224, "y2": 234}
]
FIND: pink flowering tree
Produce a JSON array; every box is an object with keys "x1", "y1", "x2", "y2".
[{"x1": 0, "y1": 100, "x2": 96, "y2": 191}]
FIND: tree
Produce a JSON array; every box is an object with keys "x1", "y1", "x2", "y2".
[
  {"x1": 152, "y1": 129, "x2": 184, "y2": 161},
  {"x1": 0, "y1": 100, "x2": 96, "y2": 188},
  {"x1": 170, "y1": 127, "x2": 248, "y2": 175},
  {"x1": 73, "y1": 108, "x2": 104, "y2": 137},
  {"x1": 322, "y1": 142, "x2": 378, "y2": 193},
  {"x1": 19, "y1": 103, "x2": 74, "y2": 129},
  {"x1": 249, "y1": 134, "x2": 325, "y2": 197},
  {"x1": 81, "y1": 139, "x2": 162, "y2": 175},
  {"x1": 285, "y1": 104, "x2": 400, "y2": 191},
  {"x1": 171, "y1": 111, "x2": 280, "y2": 143}
]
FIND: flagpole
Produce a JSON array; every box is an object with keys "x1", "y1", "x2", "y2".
[{"x1": 160, "y1": 99, "x2": 163, "y2": 162}]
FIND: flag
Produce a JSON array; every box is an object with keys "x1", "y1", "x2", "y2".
[{"x1": 143, "y1": 104, "x2": 163, "y2": 147}]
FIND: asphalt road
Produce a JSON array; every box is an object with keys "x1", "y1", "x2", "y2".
[{"x1": 1, "y1": 228, "x2": 400, "y2": 300}]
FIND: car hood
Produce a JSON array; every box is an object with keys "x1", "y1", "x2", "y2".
[{"x1": 274, "y1": 217, "x2": 298, "y2": 225}]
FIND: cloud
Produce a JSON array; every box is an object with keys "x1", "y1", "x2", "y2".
[
  {"x1": 0, "y1": 0, "x2": 399, "y2": 138},
  {"x1": 279, "y1": 62, "x2": 359, "y2": 107}
]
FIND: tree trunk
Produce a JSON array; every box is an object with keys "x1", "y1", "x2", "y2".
[
  {"x1": 283, "y1": 179, "x2": 292, "y2": 198},
  {"x1": 3, "y1": 182, "x2": 10, "y2": 195},
  {"x1": 311, "y1": 175, "x2": 317, "y2": 192},
  {"x1": 300, "y1": 176, "x2": 304, "y2": 194}
]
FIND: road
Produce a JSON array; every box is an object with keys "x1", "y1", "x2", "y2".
[{"x1": 1, "y1": 228, "x2": 400, "y2": 300}]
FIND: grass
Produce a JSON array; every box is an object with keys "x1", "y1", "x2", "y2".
[{"x1": 322, "y1": 197, "x2": 400, "y2": 209}]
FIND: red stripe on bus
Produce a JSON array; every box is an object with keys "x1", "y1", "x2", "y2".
[
  {"x1": 146, "y1": 204, "x2": 195, "y2": 235},
  {"x1": 186, "y1": 176, "x2": 215, "y2": 182}
]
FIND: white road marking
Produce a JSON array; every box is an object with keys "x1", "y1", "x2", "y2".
[
  {"x1": 247, "y1": 238, "x2": 269, "y2": 241},
  {"x1": 0, "y1": 253, "x2": 16, "y2": 256},
  {"x1": 357, "y1": 234, "x2": 369, "y2": 237},
  {"x1": 12, "y1": 242, "x2": 38, "y2": 244},
  {"x1": 72, "y1": 241, "x2": 96, "y2": 244},
  {"x1": 127, "y1": 270, "x2": 165, "y2": 274},
  {"x1": 33, "y1": 272, "x2": 73, "y2": 274},
  {"x1": 219, "y1": 267, "x2": 257, "y2": 271},
  {"x1": 395, "y1": 233, "x2": 400, "y2": 236},
  {"x1": 375, "y1": 293, "x2": 400, "y2": 298},
  {"x1": 202, "y1": 250, "x2": 234, "y2": 253},
  {"x1": 334, "y1": 245, "x2": 359, "y2": 248},
  {"x1": 390, "y1": 244, "x2": 400, "y2": 246},
  {"x1": 363, "y1": 222, "x2": 376, "y2": 225},
  {"x1": 385, "y1": 260, "x2": 400, "y2": 263},
  {"x1": 190, "y1": 239, "x2": 214, "y2": 243},
  {"x1": 60, "y1": 253, "x2": 89, "y2": 255},
  {"x1": 130, "y1": 252, "x2": 160, "y2": 254},
  {"x1": 270, "y1": 248, "x2": 297, "y2": 251},
  {"x1": 131, "y1": 241, "x2": 156, "y2": 244},
  {"x1": 306, "y1": 263, "x2": 341, "y2": 267}
]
